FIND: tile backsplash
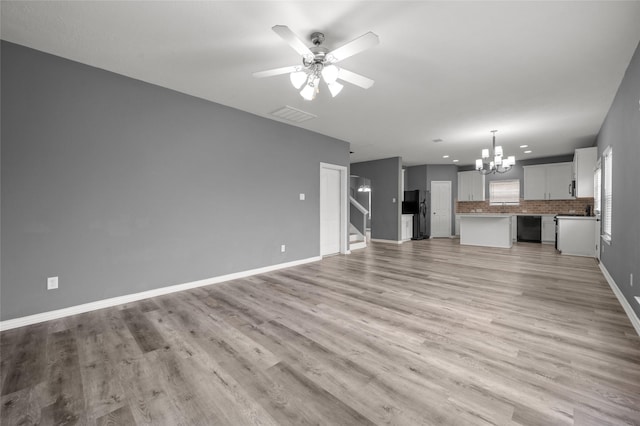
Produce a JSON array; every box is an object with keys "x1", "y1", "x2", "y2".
[{"x1": 456, "y1": 198, "x2": 594, "y2": 215}]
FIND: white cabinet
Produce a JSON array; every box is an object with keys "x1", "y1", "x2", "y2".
[
  {"x1": 547, "y1": 163, "x2": 574, "y2": 199},
  {"x1": 523, "y1": 166, "x2": 547, "y2": 200},
  {"x1": 401, "y1": 214, "x2": 414, "y2": 241},
  {"x1": 557, "y1": 217, "x2": 597, "y2": 257},
  {"x1": 457, "y1": 171, "x2": 485, "y2": 201},
  {"x1": 573, "y1": 147, "x2": 597, "y2": 198},
  {"x1": 524, "y1": 162, "x2": 573, "y2": 200},
  {"x1": 541, "y1": 216, "x2": 556, "y2": 243}
]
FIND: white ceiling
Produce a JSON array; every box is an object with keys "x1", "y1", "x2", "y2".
[{"x1": 2, "y1": 1, "x2": 640, "y2": 166}]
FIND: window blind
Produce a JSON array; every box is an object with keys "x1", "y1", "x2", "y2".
[
  {"x1": 593, "y1": 161, "x2": 601, "y2": 214},
  {"x1": 603, "y1": 147, "x2": 612, "y2": 240},
  {"x1": 489, "y1": 179, "x2": 520, "y2": 205}
]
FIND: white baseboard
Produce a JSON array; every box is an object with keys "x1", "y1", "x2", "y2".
[
  {"x1": 370, "y1": 238, "x2": 402, "y2": 244},
  {"x1": 349, "y1": 241, "x2": 367, "y2": 250},
  {"x1": 0, "y1": 256, "x2": 321, "y2": 331},
  {"x1": 599, "y1": 263, "x2": 640, "y2": 337}
]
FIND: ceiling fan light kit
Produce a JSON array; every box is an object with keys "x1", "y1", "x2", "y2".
[
  {"x1": 476, "y1": 130, "x2": 515, "y2": 175},
  {"x1": 253, "y1": 25, "x2": 379, "y2": 100}
]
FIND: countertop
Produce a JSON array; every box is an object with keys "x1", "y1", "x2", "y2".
[
  {"x1": 457, "y1": 213, "x2": 557, "y2": 217},
  {"x1": 556, "y1": 215, "x2": 597, "y2": 220},
  {"x1": 458, "y1": 214, "x2": 513, "y2": 218}
]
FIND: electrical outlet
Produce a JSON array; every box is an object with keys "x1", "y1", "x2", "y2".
[
  {"x1": 47, "y1": 276, "x2": 59, "y2": 290},
  {"x1": 281, "y1": 244, "x2": 286, "y2": 253}
]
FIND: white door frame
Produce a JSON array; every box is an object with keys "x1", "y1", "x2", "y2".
[{"x1": 320, "y1": 162, "x2": 349, "y2": 257}]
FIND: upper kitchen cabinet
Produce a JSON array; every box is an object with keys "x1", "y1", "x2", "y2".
[
  {"x1": 457, "y1": 171, "x2": 485, "y2": 201},
  {"x1": 524, "y1": 162, "x2": 574, "y2": 200},
  {"x1": 573, "y1": 147, "x2": 597, "y2": 198}
]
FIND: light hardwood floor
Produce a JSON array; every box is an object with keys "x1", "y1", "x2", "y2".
[{"x1": 2, "y1": 239, "x2": 640, "y2": 425}]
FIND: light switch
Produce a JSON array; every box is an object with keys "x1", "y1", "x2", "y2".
[
  {"x1": 299, "y1": 193, "x2": 305, "y2": 201},
  {"x1": 47, "y1": 276, "x2": 59, "y2": 290},
  {"x1": 392, "y1": 198, "x2": 396, "y2": 203}
]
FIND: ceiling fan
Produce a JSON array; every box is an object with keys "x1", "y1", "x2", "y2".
[{"x1": 253, "y1": 25, "x2": 379, "y2": 100}]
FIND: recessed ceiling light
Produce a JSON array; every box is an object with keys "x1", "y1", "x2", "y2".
[
  {"x1": 443, "y1": 155, "x2": 449, "y2": 158},
  {"x1": 432, "y1": 138, "x2": 443, "y2": 143},
  {"x1": 520, "y1": 145, "x2": 528, "y2": 148},
  {"x1": 452, "y1": 159, "x2": 459, "y2": 163},
  {"x1": 524, "y1": 150, "x2": 532, "y2": 154}
]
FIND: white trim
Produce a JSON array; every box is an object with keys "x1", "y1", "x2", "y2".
[
  {"x1": 0, "y1": 256, "x2": 321, "y2": 331},
  {"x1": 370, "y1": 238, "x2": 403, "y2": 244},
  {"x1": 599, "y1": 263, "x2": 640, "y2": 337},
  {"x1": 320, "y1": 163, "x2": 349, "y2": 257},
  {"x1": 349, "y1": 196, "x2": 368, "y2": 215},
  {"x1": 349, "y1": 241, "x2": 367, "y2": 250}
]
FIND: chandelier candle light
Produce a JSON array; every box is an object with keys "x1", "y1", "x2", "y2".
[{"x1": 476, "y1": 130, "x2": 515, "y2": 174}]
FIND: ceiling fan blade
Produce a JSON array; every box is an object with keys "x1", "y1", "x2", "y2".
[
  {"x1": 337, "y1": 68, "x2": 374, "y2": 89},
  {"x1": 252, "y1": 65, "x2": 300, "y2": 79},
  {"x1": 327, "y1": 32, "x2": 379, "y2": 63},
  {"x1": 272, "y1": 25, "x2": 314, "y2": 59}
]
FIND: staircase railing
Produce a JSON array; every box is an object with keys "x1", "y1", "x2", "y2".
[{"x1": 349, "y1": 196, "x2": 368, "y2": 244}]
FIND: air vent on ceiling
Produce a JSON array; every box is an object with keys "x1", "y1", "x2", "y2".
[{"x1": 270, "y1": 106, "x2": 317, "y2": 123}]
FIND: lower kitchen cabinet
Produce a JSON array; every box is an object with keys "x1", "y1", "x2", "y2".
[
  {"x1": 556, "y1": 216, "x2": 597, "y2": 257},
  {"x1": 541, "y1": 216, "x2": 556, "y2": 244},
  {"x1": 401, "y1": 214, "x2": 413, "y2": 241}
]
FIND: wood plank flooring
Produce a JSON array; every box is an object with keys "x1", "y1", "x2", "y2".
[{"x1": 2, "y1": 239, "x2": 640, "y2": 425}]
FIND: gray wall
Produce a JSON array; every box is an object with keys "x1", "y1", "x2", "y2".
[
  {"x1": 405, "y1": 165, "x2": 427, "y2": 192},
  {"x1": 0, "y1": 42, "x2": 350, "y2": 321},
  {"x1": 458, "y1": 154, "x2": 575, "y2": 198},
  {"x1": 596, "y1": 41, "x2": 640, "y2": 319},
  {"x1": 351, "y1": 157, "x2": 402, "y2": 241}
]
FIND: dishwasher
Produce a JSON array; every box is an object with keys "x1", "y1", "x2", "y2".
[{"x1": 517, "y1": 216, "x2": 542, "y2": 243}]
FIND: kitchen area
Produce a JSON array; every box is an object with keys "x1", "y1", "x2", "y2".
[{"x1": 456, "y1": 147, "x2": 599, "y2": 257}]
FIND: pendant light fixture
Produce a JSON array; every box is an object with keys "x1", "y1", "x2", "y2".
[{"x1": 476, "y1": 130, "x2": 515, "y2": 174}]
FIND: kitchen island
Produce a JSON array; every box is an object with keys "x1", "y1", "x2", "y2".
[{"x1": 459, "y1": 214, "x2": 513, "y2": 248}]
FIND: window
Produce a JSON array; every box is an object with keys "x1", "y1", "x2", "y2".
[
  {"x1": 489, "y1": 179, "x2": 520, "y2": 205},
  {"x1": 603, "y1": 147, "x2": 612, "y2": 242},
  {"x1": 593, "y1": 160, "x2": 601, "y2": 214}
]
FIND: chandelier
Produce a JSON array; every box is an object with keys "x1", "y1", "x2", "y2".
[{"x1": 475, "y1": 130, "x2": 515, "y2": 175}]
